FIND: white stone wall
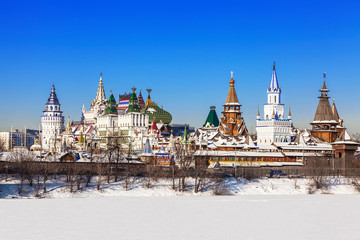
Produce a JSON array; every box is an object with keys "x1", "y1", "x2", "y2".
[{"x1": 256, "y1": 119, "x2": 292, "y2": 145}]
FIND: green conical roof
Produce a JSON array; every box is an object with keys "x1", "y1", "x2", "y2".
[
  {"x1": 203, "y1": 106, "x2": 219, "y2": 127},
  {"x1": 106, "y1": 93, "x2": 117, "y2": 114},
  {"x1": 182, "y1": 125, "x2": 188, "y2": 143},
  {"x1": 128, "y1": 87, "x2": 140, "y2": 112}
]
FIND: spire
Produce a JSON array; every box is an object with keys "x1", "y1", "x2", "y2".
[
  {"x1": 225, "y1": 71, "x2": 240, "y2": 104},
  {"x1": 313, "y1": 74, "x2": 336, "y2": 122},
  {"x1": 271, "y1": 108, "x2": 276, "y2": 119},
  {"x1": 106, "y1": 91, "x2": 117, "y2": 114},
  {"x1": 128, "y1": 87, "x2": 140, "y2": 112},
  {"x1": 46, "y1": 83, "x2": 60, "y2": 107},
  {"x1": 320, "y1": 72, "x2": 329, "y2": 95},
  {"x1": 138, "y1": 89, "x2": 145, "y2": 109},
  {"x1": 268, "y1": 61, "x2": 280, "y2": 92},
  {"x1": 332, "y1": 98, "x2": 340, "y2": 122},
  {"x1": 95, "y1": 73, "x2": 106, "y2": 103},
  {"x1": 288, "y1": 105, "x2": 292, "y2": 120},
  {"x1": 256, "y1": 105, "x2": 260, "y2": 120},
  {"x1": 151, "y1": 121, "x2": 158, "y2": 131},
  {"x1": 145, "y1": 88, "x2": 152, "y2": 107},
  {"x1": 143, "y1": 138, "x2": 152, "y2": 154},
  {"x1": 183, "y1": 124, "x2": 188, "y2": 142},
  {"x1": 66, "y1": 116, "x2": 71, "y2": 133}
]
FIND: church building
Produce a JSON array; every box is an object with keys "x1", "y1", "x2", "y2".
[
  {"x1": 310, "y1": 73, "x2": 344, "y2": 143},
  {"x1": 218, "y1": 72, "x2": 248, "y2": 137}
]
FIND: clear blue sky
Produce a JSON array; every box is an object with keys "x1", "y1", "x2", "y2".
[{"x1": 1, "y1": 0, "x2": 359, "y2": 134}]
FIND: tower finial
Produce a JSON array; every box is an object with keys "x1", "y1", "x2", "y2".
[
  {"x1": 131, "y1": 86, "x2": 136, "y2": 93},
  {"x1": 273, "y1": 61, "x2": 275, "y2": 70},
  {"x1": 230, "y1": 71, "x2": 233, "y2": 79},
  {"x1": 323, "y1": 72, "x2": 326, "y2": 80}
]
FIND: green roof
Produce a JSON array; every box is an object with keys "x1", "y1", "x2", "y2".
[
  {"x1": 203, "y1": 107, "x2": 219, "y2": 127},
  {"x1": 106, "y1": 93, "x2": 117, "y2": 114},
  {"x1": 142, "y1": 102, "x2": 172, "y2": 124},
  {"x1": 128, "y1": 92, "x2": 140, "y2": 112}
]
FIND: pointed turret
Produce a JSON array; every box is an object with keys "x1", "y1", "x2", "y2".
[
  {"x1": 95, "y1": 73, "x2": 106, "y2": 103},
  {"x1": 203, "y1": 106, "x2": 219, "y2": 127},
  {"x1": 313, "y1": 73, "x2": 336, "y2": 122},
  {"x1": 256, "y1": 105, "x2": 260, "y2": 120},
  {"x1": 271, "y1": 108, "x2": 276, "y2": 119},
  {"x1": 268, "y1": 61, "x2": 281, "y2": 93},
  {"x1": 66, "y1": 116, "x2": 72, "y2": 133},
  {"x1": 46, "y1": 83, "x2": 60, "y2": 107},
  {"x1": 311, "y1": 73, "x2": 341, "y2": 143},
  {"x1": 145, "y1": 88, "x2": 152, "y2": 107},
  {"x1": 106, "y1": 91, "x2": 117, "y2": 115},
  {"x1": 225, "y1": 71, "x2": 240, "y2": 105},
  {"x1": 218, "y1": 72, "x2": 248, "y2": 137},
  {"x1": 143, "y1": 138, "x2": 152, "y2": 154},
  {"x1": 182, "y1": 124, "x2": 188, "y2": 143},
  {"x1": 128, "y1": 87, "x2": 140, "y2": 112},
  {"x1": 331, "y1": 98, "x2": 340, "y2": 122},
  {"x1": 288, "y1": 105, "x2": 292, "y2": 120},
  {"x1": 138, "y1": 89, "x2": 145, "y2": 109}
]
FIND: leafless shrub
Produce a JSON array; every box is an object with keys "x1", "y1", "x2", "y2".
[
  {"x1": 351, "y1": 178, "x2": 360, "y2": 193},
  {"x1": 212, "y1": 179, "x2": 233, "y2": 196}
]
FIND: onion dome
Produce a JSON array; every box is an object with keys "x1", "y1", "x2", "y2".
[
  {"x1": 30, "y1": 140, "x2": 42, "y2": 151},
  {"x1": 142, "y1": 89, "x2": 172, "y2": 124},
  {"x1": 128, "y1": 87, "x2": 140, "y2": 112},
  {"x1": 142, "y1": 102, "x2": 172, "y2": 124},
  {"x1": 106, "y1": 91, "x2": 118, "y2": 114}
]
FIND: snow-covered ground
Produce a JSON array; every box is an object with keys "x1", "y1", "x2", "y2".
[
  {"x1": 0, "y1": 176, "x2": 359, "y2": 198},
  {"x1": 1, "y1": 195, "x2": 360, "y2": 240},
  {"x1": 1, "y1": 176, "x2": 360, "y2": 239}
]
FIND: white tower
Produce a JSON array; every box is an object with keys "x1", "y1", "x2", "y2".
[
  {"x1": 41, "y1": 84, "x2": 65, "y2": 152},
  {"x1": 256, "y1": 62, "x2": 292, "y2": 145},
  {"x1": 264, "y1": 62, "x2": 284, "y2": 119}
]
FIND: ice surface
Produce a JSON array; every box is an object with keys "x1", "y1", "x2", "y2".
[{"x1": 1, "y1": 195, "x2": 360, "y2": 240}]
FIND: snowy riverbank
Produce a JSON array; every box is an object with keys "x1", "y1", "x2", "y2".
[{"x1": 1, "y1": 176, "x2": 359, "y2": 199}]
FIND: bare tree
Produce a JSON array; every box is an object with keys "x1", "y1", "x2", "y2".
[
  {"x1": 0, "y1": 138, "x2": 6, "y2": 152},
  {"x1": 96, "y1": 154, "x2": 108, "y2": 191},
  {"x1": 7, "y1": 150, "x2": 36, "y2": 195},
  {"x1": 194, "y1": 156, "x2": 209, "y2": 193}
]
